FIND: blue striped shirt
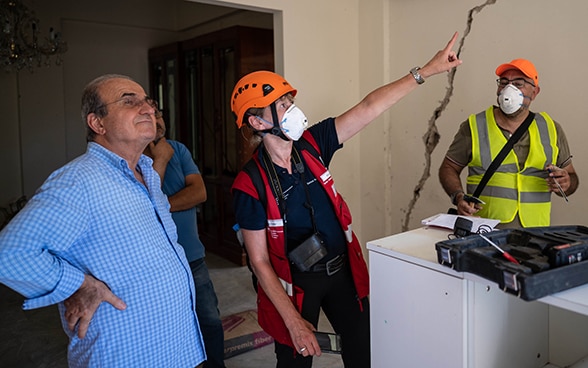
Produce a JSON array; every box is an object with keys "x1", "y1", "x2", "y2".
[{"x1": 0, "y1": 142, "x2": 206, "y2": 367}]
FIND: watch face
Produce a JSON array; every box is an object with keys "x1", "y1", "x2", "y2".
[{"x1": 410, "y1": 67, "x2": 424, "y2": 84}]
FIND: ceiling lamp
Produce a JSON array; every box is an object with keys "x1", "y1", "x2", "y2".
[{"x1": 0, "y1": 0, "x2": 67, "y2": 73}]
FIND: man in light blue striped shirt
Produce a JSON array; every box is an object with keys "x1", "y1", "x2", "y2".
[{"x1": 0, "y1": 74, "x2": 206, "y2": 367}]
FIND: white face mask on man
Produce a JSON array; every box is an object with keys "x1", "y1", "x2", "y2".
[
  {"x1": 279, "y1": 104, "x2": 308, "y2": 141},
  {"x1": 497, "y1": 84, "x2": 525, "y2": 115}
]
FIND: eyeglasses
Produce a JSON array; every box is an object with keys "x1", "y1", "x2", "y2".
[
  {"x1": 98, "y1": 94, "x2": 158, "y2": 111},
  {"x1": 496, "y1": 78, "x2": 535, "y2": 89}
]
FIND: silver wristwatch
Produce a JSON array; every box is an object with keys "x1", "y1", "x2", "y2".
[{"x1": 410, "y1": 67, "x2": 425, "y2": 85}]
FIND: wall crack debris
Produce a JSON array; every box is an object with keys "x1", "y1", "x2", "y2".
[{"x1": 401, "y1": 0, "x2": 498, "y2": 232}]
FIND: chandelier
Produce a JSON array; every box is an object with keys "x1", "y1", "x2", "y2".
[{"x1": 0, "y1": 0, "x2": 67, "y2": 73}]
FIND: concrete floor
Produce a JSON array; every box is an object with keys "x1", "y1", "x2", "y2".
[{"x1": 0, "y1": 252, "x2": 343, "y2": 368}]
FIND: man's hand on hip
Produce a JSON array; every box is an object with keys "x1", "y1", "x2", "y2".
[{"x1": 64, "y1": 274, "x2": 127, "y2": 338}]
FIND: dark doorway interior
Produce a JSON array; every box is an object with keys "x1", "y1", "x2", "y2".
[{"x1": 149, "y1": 26, "x2": 275, "y2": 266}]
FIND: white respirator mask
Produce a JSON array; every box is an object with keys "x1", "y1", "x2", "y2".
[
  {"x1": 280, "y1": 104, "x2": 308, "y2": 141},
  {"x1": 497, "y1": 84, "x2": 525, "y2": 115}
]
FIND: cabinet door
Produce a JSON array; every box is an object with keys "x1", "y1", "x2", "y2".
[
  {"x1": 149, "y1": 43, "x2": 181, "y2": 140},
  {"x1": 179, "y1": 26, "x2": 274, "y2": 266},
  {"x1": 149, "y1": 27, "x2": 273, "y2": 266},
  {"x1": 469, "y1": 279, "x2": 548, "y2": 368},
  {"x1": 185, "y1": 43, "x2": 243, "y2": 265},
  {"x1": 369, "y1": 251, "x2": 466, "y2": 368}
]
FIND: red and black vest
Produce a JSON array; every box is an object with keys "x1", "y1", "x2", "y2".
[{"x1": 231, "y1": 131, "x2": 369, "y2": 348}]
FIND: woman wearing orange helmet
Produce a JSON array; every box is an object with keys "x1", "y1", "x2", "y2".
[{"x1": 231, "y1": 32, "x2": 462, "y2": 367}]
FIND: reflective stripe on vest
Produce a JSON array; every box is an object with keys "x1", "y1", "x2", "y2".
[
  {"x1": 279, "y1": 277, "x2": 293, "y2": 297},
  {"x1": 466, "y1": 107, "x2": 558, "y2": 226}
]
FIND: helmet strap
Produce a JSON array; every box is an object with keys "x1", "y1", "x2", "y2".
[
  {"x1": 269, "y1": 103, "x2": 290, "y2": 141},
  {"x1": 249, "y1": 105, "x2": 290, "y2": 141}
]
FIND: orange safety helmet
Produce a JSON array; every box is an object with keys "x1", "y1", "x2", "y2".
[{"x1": 231, "y1": 70, "x2": 297, "y2": 128}]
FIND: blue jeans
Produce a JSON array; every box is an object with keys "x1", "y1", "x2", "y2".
[{"x1": 190, "y1": 258, "x2": 226, "y2": 368}]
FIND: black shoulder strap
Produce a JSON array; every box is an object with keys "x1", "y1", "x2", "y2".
[
  {"x1": 472, "y1": 111, "x2": 536, "y2": 198},
  {"x1": 243, "y1": 136, "x2": 322, "y2": 210},
  {"x1": 242, "y1": 158, "x2": 267, "y2": 209},
  {"x1": 296, "y1": 136, "x2": 321, "y2": 162},
  {"x1": 240, "y1": 158, "x2": 265, "y2": 293}
]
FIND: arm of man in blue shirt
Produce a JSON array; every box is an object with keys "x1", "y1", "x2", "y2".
[
  {"x1": 167, "y1": 173, "x2": 207, "y2": 211},
  {"x1": 147, "y1": 137, "x2": 207, "y2": 211}
]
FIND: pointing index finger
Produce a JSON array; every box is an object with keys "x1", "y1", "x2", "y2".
[{"x1": 444, "y1": 32, "x2": 459, "y2": 52}]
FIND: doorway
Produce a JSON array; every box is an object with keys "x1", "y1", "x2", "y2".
[{"x1": 149, "y1": 25, "x2": 274, "y2": 265}]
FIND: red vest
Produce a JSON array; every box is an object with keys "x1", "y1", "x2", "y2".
[{"x1": 231, "y1": 131, "x2": 369, "y2": 348}]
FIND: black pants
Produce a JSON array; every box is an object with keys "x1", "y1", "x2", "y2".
[{"x1": 274, "y1": 264, "x2": 370, "y2": 368}]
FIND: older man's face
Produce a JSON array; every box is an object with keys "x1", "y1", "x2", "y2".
[{"x1": 98, "y1": 78, "x2": 157, "y2": 149}]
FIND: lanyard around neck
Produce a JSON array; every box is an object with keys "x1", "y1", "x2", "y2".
[{"x1": 261, "y1": 145, "x2": 319, "y2": 233}]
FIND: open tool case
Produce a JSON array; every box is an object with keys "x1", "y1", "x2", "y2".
[{"x1": 435, "y1": 225, "x2": 588, "y2": 301}]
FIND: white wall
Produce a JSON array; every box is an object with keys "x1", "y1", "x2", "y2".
[
  {"x1": 386, "y1": 0, "x2": 588, "y2": 236},
  {"x1": 2, "y1": 0, "x2": 588, "y2": 248},
  {"x1": 208, "y1": 0, "x2": 588, "y2": 245}
]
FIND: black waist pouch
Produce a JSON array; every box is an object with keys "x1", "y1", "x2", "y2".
[{"x1": 288, "y1": 233, "x2": 327, "y2": 272}]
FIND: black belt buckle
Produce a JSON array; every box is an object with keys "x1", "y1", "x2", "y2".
[{"x1": 326, "y1": 254, "x2": 345, "y2": 276}]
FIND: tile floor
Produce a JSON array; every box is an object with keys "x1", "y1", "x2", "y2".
[{"x1": 0, "y1": 251, "x2": 343, "y2": 368}]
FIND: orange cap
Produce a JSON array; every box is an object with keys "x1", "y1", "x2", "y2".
[{"x1": 495, "y1": 59, "x2": 539, "y2": 86}]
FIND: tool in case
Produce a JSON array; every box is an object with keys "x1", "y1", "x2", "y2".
[{"x1": 435, "y1": 225, "x2": 588, "y2": 300}]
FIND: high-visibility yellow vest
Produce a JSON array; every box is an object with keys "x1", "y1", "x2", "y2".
[{"x1": 467, "y1": 107, "x2": 558, "y2": 227}]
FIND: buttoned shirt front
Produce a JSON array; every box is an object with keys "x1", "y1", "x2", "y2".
[{"x1": 0, "y1": 142, "x2": 205, "y2": 367}]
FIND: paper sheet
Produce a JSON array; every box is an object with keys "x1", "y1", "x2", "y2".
[{"x1": 421, "y1": 213, "x2": 500, "y2": 232}]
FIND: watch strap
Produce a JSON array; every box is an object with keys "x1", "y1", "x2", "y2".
[{"x1": 450, "y1": 190, "x2": 464, "y2": 206}]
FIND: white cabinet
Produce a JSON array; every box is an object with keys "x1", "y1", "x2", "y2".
[{"x1": 368, "y1": 227, "x2": 588, "y2": 368}]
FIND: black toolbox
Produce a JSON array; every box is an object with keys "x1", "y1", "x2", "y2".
[{"x1": 435, "y1": 225, "x2": 588, "y2": 301}]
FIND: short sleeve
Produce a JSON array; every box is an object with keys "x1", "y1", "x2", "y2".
[
  {"x1": 444, "y1": 120, "x2": 472, "y2": 167},
  {"x1": 233, "y1": 189, "x2": 266, "y2": 231},
  {"x1": 554, "y1": 121, "x2": 572, "y2": 167},
  {"x1": 307, "y1": 118, "x2": 342, "y2": 167}
]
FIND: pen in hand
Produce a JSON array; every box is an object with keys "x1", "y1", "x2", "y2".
[{"x1": 547, "y1": 167, "x2": 569, "y2": 202}]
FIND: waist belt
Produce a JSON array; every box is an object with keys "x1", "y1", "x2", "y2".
[{"x1": 307, "y1": 253, "x2": 346, "y2": 276}]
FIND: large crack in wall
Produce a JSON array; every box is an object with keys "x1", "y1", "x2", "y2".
[{"x1": 401, "y1": 0, "x2": 498, "y2": 232}]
